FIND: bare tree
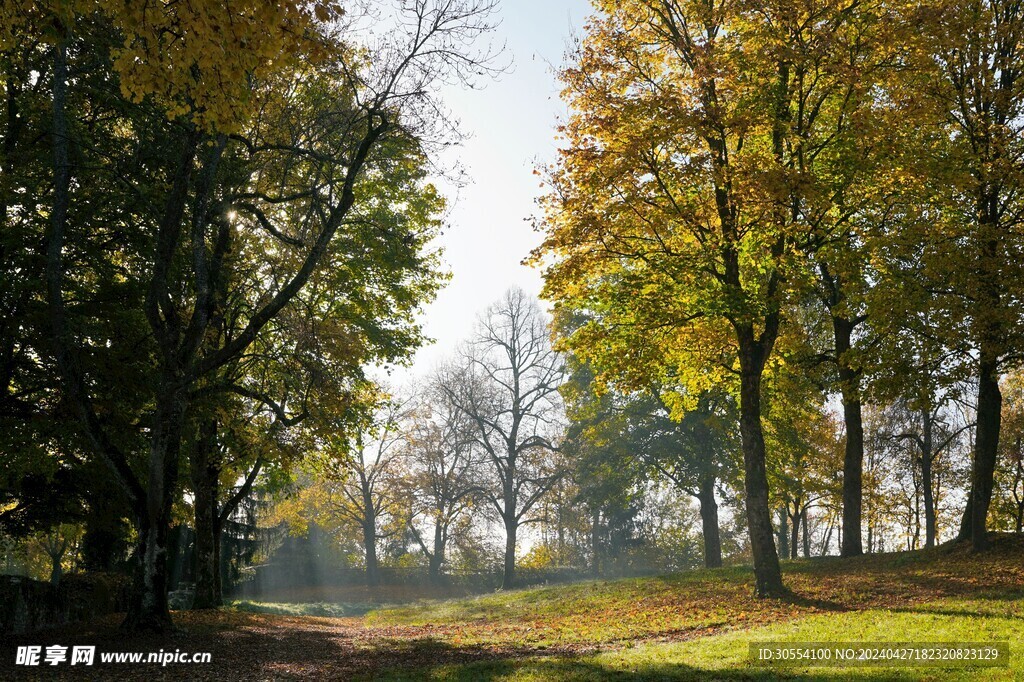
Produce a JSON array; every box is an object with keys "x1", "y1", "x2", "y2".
[
  {"x1": 324, "y1": 399, "x2": 411, "y2": 587},
  {"x1": 441, "y1": 289, "x2": 565, "y2": 589},
  {"x1": 890, "y1": 399, "x2": 973, "y2": 548},
  {"x1": 404, "y1": 379, "x2": 482, "y2": 583}
]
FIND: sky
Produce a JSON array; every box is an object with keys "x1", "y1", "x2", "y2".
[{"x1": 397, "y1": 0, "x2": 593, "y2": 380}]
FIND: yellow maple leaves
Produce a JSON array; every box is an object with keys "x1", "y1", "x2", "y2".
[{"x1": 1, "y1": 0, "x2": 346, "y2": 133}]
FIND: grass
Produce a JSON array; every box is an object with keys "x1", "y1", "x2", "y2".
[
  {"x1": 373, "y1": 603, "x2": 1024, "y2": 680},
  {"x1": 229, "y1": 599, "x2": 372, "y2": 617},
  {"x1": 363, "y1": 535, "x2": 1024, "y2": 680},
  {"x1": 4, "y1": 536, "x2": 1020, "y2": 679},
  {"x1": 227, "y1": 582, "x2": 482, "y2": 617}
]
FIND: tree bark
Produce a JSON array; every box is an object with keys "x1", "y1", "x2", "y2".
[
  {"x1": 697, "y1": 474, "x2": 723, "y2": 568},
  {"x1": 820, "y1": 516, "x2": 833, "y2": 556},
  {"x1": 801, "y1": 508, "x2": 810, "y2": 558},
  {"x1": 363, "y1": 526, "x2": 379, "y2": 587},
  {"x1": 970, "y1": 353, "x2": 1001, "y2": 551},
  {"x1": 737, "y1": 344, "x2": 784, "y2": 596},
  {"x1": 1013, "y1": 451, "x2": 1024, "y2": 533},
  {"x1": 123, "y1": 385, "x2": 185, "y2": 632},
  {"x1": 502, "y1": 515, "x2": 517, "y2": 590},
  {"x1": 428, "y1": 521, "x2": 445, "y2": 585},
  {"x1": 920, "y1": 410, "x2": 937, "y2": 548},
  {"x1": 191, "y1": 420, "x2": 220, "y2": 609},
  {"x1": 123, "y1": 515, "x2": 173, "y2": 632},
  {"x1": 48, "y1": 548, "x2": 64, "y2": 586},
  {"x1": 776, "y1": 508, "x2": 788, "y2": 562},
  {"x1": 362, "y1": 489, "x2": 379, "y2": 587},
  {"x1": 837, "y1": 318, "x2": 864, "y2": 558},
  {"x1": 789, "y1": 506, "x2": 800, "y2": 560}
]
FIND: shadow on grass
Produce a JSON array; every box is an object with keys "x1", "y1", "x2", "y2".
[
  {"x1": 0, "y1": 612, "x2": 577, "y2": 680},
  {"x1": 372, "y1": 655, "x2": 946, "y2": 681}
]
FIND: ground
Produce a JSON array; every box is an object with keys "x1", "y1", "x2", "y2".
[{"x1": 3, "y1": 535, "x2": 1023, "y2": 680}]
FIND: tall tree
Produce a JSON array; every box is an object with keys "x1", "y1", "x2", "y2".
[
  {"x1": 405, "y1": 379, "x2": 483, "y2": 584},
  {"x1": 4, "y1": 1, "x2": 497, "y2": 631},
  {"x1": 993, "y1": 372, "x2": 1024, "y2": 532},
  {"x1": 441, "y1": 289, "x2": 565, "y2": 590},
  {"x1": 536, "y1": 0, "x2": 896, "y2": 595},
  {"x1": 320, "y1": 398, "x2": 411, "y2": 587},
  {"x1": 560, "y1": 349, "x2": 738, "y2": 569},
  {"x1": 910, "y1": 0, "x2": 1024, "y2": 550},
  {"x1": 888, "y1": 396, "x2": 973, "y2": 547}
]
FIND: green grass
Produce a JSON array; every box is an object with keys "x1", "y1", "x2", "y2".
[
  {"x1": 228, "y1": 599, "x2": 372, "y2": 617},
  {"x1": 371, "y1": 596, "x2": 1024, "y2": 680},
  {"x1": 361, "y1": 535, "x2": 1024, "y2": 680}
]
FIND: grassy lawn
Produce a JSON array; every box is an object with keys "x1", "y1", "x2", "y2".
[
  {"x1": 370, "y1": 598, "x2": 1023, "y2": 680},
  {"x1": 364, "y1": 535, "x2": 1024, "y2": 680},
  {"x1": 3, "y1": 536, "x2": 1020, "y2": 679}
]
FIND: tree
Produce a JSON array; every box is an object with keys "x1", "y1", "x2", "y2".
[
  {"x1": 441, "y1": 289, "x2": 565, "y2": 589},
  {"x1": 763, "y1": 369, "x2": 842, "y2": 559},
  {"x1": 187, "y1": 404, "x2": 302, "y2": 609},
  {"x1": 536, "y1": 0, "x2": 898, "y2": 596},
  {"x1": 405, "y1": 379, "x2": 483, "y2": 584},
  {"x1": 887, "y1": 396, "x2": 973, "y2": 547},
  {"x1": 35, "y1": 524, "x2": 83, "y2": 586},
  {"x1": 321, "y1": 398, "x2": 412, "y2": 587},
  {"x1": 898, "y1": 0, "x2": 1024, "y2": 550},
  {"x1": 559, "y1": 365, "x2": 648, "y2": 576},
  {"x1": 3, "y1": 0, "x2": 498, "y2": 631},
  {"x1": 560, "y1": 346, "x2": 738, "y2": 569},
  {"x1": 993, "y1": 371, "x2": 1024, "y2": 532},
  {"x1": 182, "y1": 68, "x2": 452, "y2": 605}
]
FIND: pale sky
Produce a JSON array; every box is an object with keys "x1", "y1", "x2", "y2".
[{"x1": 399, "y1": 0, "x2": 593, "y2": 379}]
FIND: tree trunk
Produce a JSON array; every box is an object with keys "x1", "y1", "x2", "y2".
[
  {"x1": 500, "y1": 457, "x2": 519, "y2": 590},
  {"x1": 820, "y1": 516, "x2": 833, "y2": 556},
  {"x1": 777, "y1": 508, "x2": 789, "y2": 562},
  {"x1": 917, "y1": 475, "x2": 925, "y2": 548},
  {"x1": 48, "y1": 551, "x2": 63, "y2": 586},
  {"x1": 1012, "y1": 448, "x2": 1023, "y2": 534},
  {"x1": 835, "y1": 329, "x2": 860, "y2": 557},
  {"x1": 590, "y1": 510, "x2": 601, "y2": 577},
  {"x1": 191, "y1": 420, "x2": 220, "y2": 609},
  {"x1": 363, "y1": 527, "x2": 379, "y2": 587},
  {"x1": 363, "y1": 519, "x2": 379, "y2": 587},
  {"x1": 970, "y1": 354, "x2": 1001, "y2": 552},
  {"x1": 801, "y1": 508, "x2": 810, "y2": 558},
  {"x1": 920, "y1": 410, "x2": 937, "y2": 548},
  {"x1": 123, "y1": 515, "x2": 173, "y2": 632},
  {"x1": 428, "y1": 522, "x2": 445, "y2": 585},
  {"x1": 789, "y1": 507, "x2": 800, "y2": 560},
  {"x1": 697, "y1": 474, "x2": 723, "y2": 568},
  {"x1": 958, "y1": 497, "x2": 972, "y2": 542},
  {"x1": 502, "y1": 515, "x2": 517, "y2": 590},
  {"x1": 737, "y1": 344, "x2": 784, "y2": 596},
  {"x1": 832, "y1": 316, "x2": 865, "y2": 558},
  {"x1": 123, "y1": 387, "x2": 184, "y2": 632}
]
